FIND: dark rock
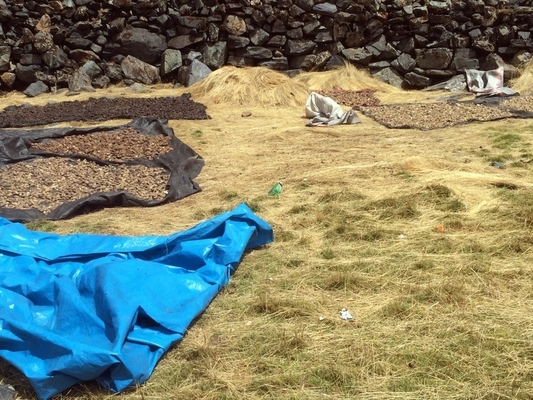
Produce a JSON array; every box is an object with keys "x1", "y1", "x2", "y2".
[
  {"x1": 33, "y1": 31, "x2": 54, "y2": 53},
  {"x1": 186, "y1": 59, "x2": 211, "y2": 86},
  {"x1": 92, "y1": 75, "x2": 110, "y2": 89},
  {"x1": 415, "y1": 48, "x2": 452, "y2": 69},
  {"x1": 258, "y1": 56, "x2": 289, "y2": 70},
  {"x1": 168, "y1": 34, "x2": 204, "y2": 50},
  {"x1": 345, "y1": 32, "x2": 366, "y2": 48},
  {"x1": 287, "y1": 39, "x2": 316, "y2": 55},
  {"x1": 404, "y1": 71, "x2": 431, "y2": 87},
  {"x1": 81, "y1": 60, "x2": 102, "y2": 79},
  {"x1": 186, "y1": 51, "x2": 203, "y2": 63},
  {"x1": 121, "y1": 55, "x2": 160, "y2": 85},
  {"x1": 0, "y1": 71, "x2": 16, "y2": 88},
  {"x1": 69, "y1": 49, "x2": 100, "y2": 64},
  {"x1": 268, "y1": 35, "x2": 287, "y2": 47},
  {"x1": 102, "y1": 62, "x2": 123, "y2": 82},
  {"x1": 424, "y1": 75, "x2": 466, "y2": 92},
  {"x1": 15, "y1": 63, "x2": 41, "y2": 84},
  {"x1": 511, "y1": 50, "x2": 532, "y2": 68},
  {"x1": 302, "y1": 20, "x2": 321, "y2": 36},
  {"x1": 496, "y1": 25, "x2": 514, "y2": 47},
  {"x1": 315, "y1": 30, "x2": 333, "y2": 43},
  {"x1": 160, "y1": 49, "x2": 183, "y2": 75},
  {"x1": 68, "y1": 68, "x2": 94, "y2": 92},
  {"x1": 102, "y1": 43, "x2": 122, "y2": 60},
  {"x1": 473, "y1": 39, "x2": 494, "y2": 53},
  {"x1": 391, "y1": 53, "x2": 416, "y2": 73},
  {"x1": 312, "y1": 3, "x2": 337, "y2": 17},
  {"x1": 42, "y1": 46, "x2": 68, "y2": 69},
  {"x1": 372, "y1": 67, "x2": 403, "y2": 88},
  {"x1": 21, "y1": 53, "x2": 42, "y2": 66},
  {"x1": 228, "y1": 35, "x2": 251, "y2": 49},
  {"x1": 178, "y1": 16, "x2": 207, "y2": 30},
  {"x1": 243, "y1": 46, "x2": 272, "y2": 59},
  {"x1": 202, "y1": 41, "x2": 227, "y2": 69},
  {"x1": 227, "y1": 55, "x2": 256, "y2": 67},
  {"x1": 207, "y1": 23, "x2": 219, "y2": 42},
  {"x1": 368, "y1": 61, "x2": 391, "y2": 69},
  {"x1": 64, "y1": 36, "x2": 93, "y2": 50},
  {"x1": 272, "y1": 19, "x2": 286, "y2": 34},
  {"x1": 395, "y1": 37, "x2": 415, "y2": 54},
  {"x1": 117, "y1": 26, "x2": 166, "y2": 64},
  {"x1": 23, "y1": 80, "x2": 49, "y2": 97},
  {"x1": 287, "y1": 28, "x2": 303, "y2": 40},
  {"x1": 451, "y1": 48, "x2": 479, "y2": 71},
  {"x1": 0, "y1": 45, "x2": 11, "y2": 72},
  {"x1": 289, "y1": 54, "x2": 317, "y2": 70},
  {"x1": 323, "y1": 54, "x2": 345, "y2": 70},
  {"x1": 250, "y1": 29, "x2": 270, "y2": 46},
  {"x1": 482, "y1": 53, "x2": 520, "y2": 80},
  {"x1": 295, "y1": 0, "x2": 313, "y2": 12},
  {"x1": 289, "y1": 5, "x2": 305, "y2": 17},
  {"x1": 413, "y1": 68, "x2": 455, "y2": 78},
  {"x1": 342, "y1": 48, "x2": 372, "y2": 65}
]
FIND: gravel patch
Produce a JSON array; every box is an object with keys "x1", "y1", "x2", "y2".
[
  {"x1": 358, "y1": 101, "x2": 513, "y2": 130},
  {"x1": 313, "y1": 89, "x2": 381, "y2": 107},
  {"x1": 0, "y1": 94, "x2": 209, "y2": 128},
  {"x1": 501, "y1": 96, "x2": 533, "y2": 113},
  {"x1": 32, "y1": 127, "x2": 172, "y2": 162},
  {"x1": 0, "y1": 158, "x2": 169, "y2": 214}
]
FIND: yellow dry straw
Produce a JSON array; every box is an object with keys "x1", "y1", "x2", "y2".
[
  {"x1": 188, "y1": 65, "x2": 310, "y2": 107},
  {"x1": 293, "y1": 61, "x2": 401, "y2": 93},
  {"x1": 510, "y1": 59, "x2": 533, "y2": 95}
]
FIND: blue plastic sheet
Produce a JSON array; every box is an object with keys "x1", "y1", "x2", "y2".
[{"x1": 0, "y1": 204, "x2": 273, "y2": 400}]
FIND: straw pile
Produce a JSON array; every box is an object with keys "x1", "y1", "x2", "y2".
[
  {"x1": 188, "y1": 66, "x2": 310, "y2": 107},
  {"x1": 510, "y1": 59, "x2": 533, "y2": 95},
  {"x1": 294, "y1": 62, "x2": 400, "y2": 93}
]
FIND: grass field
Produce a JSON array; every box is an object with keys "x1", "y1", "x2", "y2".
[{"x1": 2, "y1": 64, "x2": 533, "y2": 399}]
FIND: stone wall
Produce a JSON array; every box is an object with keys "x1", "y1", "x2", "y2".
[{"x1": 0, "y1": 0, "x2": 532, "y2": 95}]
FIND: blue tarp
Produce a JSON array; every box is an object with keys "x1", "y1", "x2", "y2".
[{"x1": 0, "y1": 204, "x2": 273, "y2": 400}]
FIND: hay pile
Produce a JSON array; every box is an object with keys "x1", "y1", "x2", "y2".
[
  {"x1": 293, "y1": 62, "x2": 400, "y2": 93},
  {"x1": 188, "y1": 66, "x2": 309, "y2": 107},
  {"x1": 510, "y1": 59, "x2": 533, "y2": 95}
]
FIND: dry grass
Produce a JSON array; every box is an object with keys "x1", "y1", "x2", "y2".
[
  {"x1": 188, "y1": 66, "x2": 310, "y2": 107},
  {"x1": 511, "y1": 60, "x2": 533, "y2": 96},
  {"x1": 3, "y1": 62, "x2": 533, "y2": 399}
]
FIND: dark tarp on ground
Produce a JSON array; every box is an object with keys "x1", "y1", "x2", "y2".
[
  {"x1": 0, "y1": 118, "x2": 204, "y2": 221},
  {"x1": 0, "y1": 203, "x2": 273, "y2": 400}
]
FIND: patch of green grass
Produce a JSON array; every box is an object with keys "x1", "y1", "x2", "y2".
[
  {"x1": 68, "y1": 220, "x2": 112, "y2": 234},
  {"x1": 192, "y1": 129, "x2": 203, "y2": 138},
  {"x1": 413, "y1": 259, "x2": 435, "y2": 270},
  {"x1": 491, "y1": 133, "x2": 522, "y2": 150},
  {"x1": 24, "y1": 220, "x2": 58, "y2": 232},
  {"x1": 320, "y1": 248, "x2": 336, "y2": 259},
  {"x1": 318, "y1": 190, "x2": 364, "y2": 203},
  {"x1": 412, "y1": 282, "x2": 466, "y2": 305},
  {"x1": 367, "y1": 196, "x2": 419, "y2": 220},
  {"x1": 288, "y1": 204, "x2": 311, "y2": 214},
  {"x1": 322, "y1": 271, "x2": 371, "y2": 291},
  {"x1": 438, "y1": 198, "x2": 466, "y2": 212},
  {"x1": 394, "y1": 170, "x2": 415, "y2": 181},
  {"x1": 220, "y1": 190, "x2": 239, "y2": 201},
  {"x1": 379, "y1": 297, "x2": 417, "y2": 319},
  {"x1": 244, "y1": 199, "x2": 263, "y2": 213},
  {"x1": 275, "y1": 227, "x2": 296, "y2": 242}
]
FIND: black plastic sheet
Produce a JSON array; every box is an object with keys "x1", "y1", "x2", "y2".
[{"x1": 0, "y1": 118, "x2": 204, "y2": 221}]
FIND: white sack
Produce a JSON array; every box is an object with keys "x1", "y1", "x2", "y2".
[
  {"x1": 305, "y1": 92, "x2": 361, "y2": 126},
  {"x1": 465, "y1": 67, "x2": 518, "y2": 97}
]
